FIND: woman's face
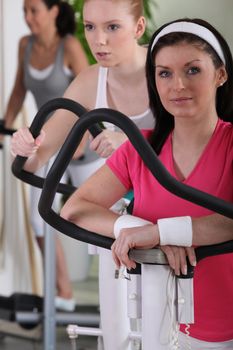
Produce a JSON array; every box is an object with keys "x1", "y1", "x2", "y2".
[
  {"x1": 23, "y1": 0, "x2": 57, "y2": 35},
  {"x1": 154, "y1": 42, "x2": 226, "y2": 122},
  {"x1": 83, "y1": 0, "x2": 144, "y2": 67}
]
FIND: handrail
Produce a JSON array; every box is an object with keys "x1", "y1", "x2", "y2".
[
  {"x1": 9, "y1": 98, "x2": 232, "y2": 270},
  {"x1": 0, "y1": 120, "x2": 16, "y2": 136},
  {"x1": 11, "y1": 98, "x2": 102, "y2": 195},
  {"x1": 37, "y1": 107, "x2": 233, "y2": 261}
]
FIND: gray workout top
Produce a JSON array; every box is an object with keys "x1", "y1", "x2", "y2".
[{"x1": 24, "y1": 35, "x2": 74, "y2": 110}]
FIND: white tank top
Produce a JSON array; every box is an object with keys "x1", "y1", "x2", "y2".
[
  {"x1": 71, "y1": 66, "x2": 155, "y2": 167},
  {"x1": 95, "y1": 66, "x2": 155, "y2": 130}
]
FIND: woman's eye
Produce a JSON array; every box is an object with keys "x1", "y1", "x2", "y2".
[
  {"x1": 108, "y1": 24, "x2": 120, "y2": 31},
  {"x1": 158, "y1": 70, "x2": 171, "y2": 78},
  {"x1": 84, "y1": 24, "x2": 94, "y2": 31},
  {"x1": 187, "y1": 66, "x2": 200, "y2": 75}
]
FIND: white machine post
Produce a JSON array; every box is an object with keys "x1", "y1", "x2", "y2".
[
  {"x1": 67, "y1": 250, "x2": 195, "y2": 350},
  {"x1": 141, "y1": 264, "x2": 176, "y2": 350}
]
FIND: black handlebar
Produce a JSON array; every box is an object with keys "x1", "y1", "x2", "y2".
[
  {"x1": 39, "y1": 108, "x2": 233, "y2": 218},
  {"x1": 37, "y1": 107, "x2": 232, "y2": 261},
  {"x1": 0, "y1": 120, "x2": 16, "y2": 136},
  {"x1": 0, "y1": 121, "x2": 15, "y2": 150},
  {"x1": 10, "y1": 98, "x2": 233, "y2": 271},
  {"x1": 11, "y1": 98, "x2": 102, "y2": 195}
]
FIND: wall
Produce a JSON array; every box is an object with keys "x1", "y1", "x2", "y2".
[
  {"x1": 152, "y1": 0, "x2": 233, "y2": 54},
  {"x1": 0, "y1": 1, "x2": 43, "y2": 295},
  {"x1": 1, "y1": 0, "x2": 36, "y2": 123},
  {"x1": 0, "y1": 0, "x2": 233, "y2": 285},
  {"x1": 0, "y1": 0, "x2": 90, "y2": 284},
  {"x1": 1, "y1": 0, "x2": 233, "y2": 115}
]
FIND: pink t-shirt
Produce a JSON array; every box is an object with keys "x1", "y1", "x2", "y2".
[{"x1": 106, "y1": 119, "x2": 233, "y2": 342}]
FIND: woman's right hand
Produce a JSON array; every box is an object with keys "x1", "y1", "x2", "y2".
[
  {"x1": 111, "y1": 224, "x2": 160, "y2": 270},
  {"x1": 90, "y1": 130, "x2": 127, "y2": 158},
  {"x1": 11, "y1": 127, "x2": 45, "y2": 158}
]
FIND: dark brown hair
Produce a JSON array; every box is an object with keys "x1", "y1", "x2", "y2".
[
  {"x1": 42, "y1": 0, "x2": 76, "y2": 36},
  {"x1": 146, "y1": 18, "x2": 233, "y2": 154}
]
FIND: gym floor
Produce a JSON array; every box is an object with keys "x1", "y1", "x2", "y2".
[
  {"x1": 0, "y1": 332, "x2": 98, "y2": 350},
  {"x1": 0, "y1": 256, "x2": 100, "y2": 350}
]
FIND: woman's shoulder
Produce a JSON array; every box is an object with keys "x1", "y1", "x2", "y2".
[
  {"x1": 19, "y1": 35, "x2": 31, "y2": 50},
  {"x1": 75, "y1": 63, "x2": 100, "y2": 82},
  {"x1": 216, "y1": 119, "x2": 233, "y2": 152},
  {"x1": 63, "y1": 34, "x2": 86, "y2": 54},
  {"x1": 67, "y1": 63, "x2": 101, "y2": 108},
  {"x1": 218, "y1": 119, "x2": 233, "y2": 135},
  {"x1": 18, "y1": 35, "x2": 32, "y2": 61},
  {"x1": 63, "y1": 34, "x2": 79, "y2": 46},
  {"x1": 63, "y1": 34, "x2": 89, "y2": 73}
]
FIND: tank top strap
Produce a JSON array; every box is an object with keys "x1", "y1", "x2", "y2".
[
  {"x1": 24, "y1": 36, "x2": 34, "y2": 70},
  {"x1": 54, "y1": 37, "x2": 65, "y2": 70},
  {"x1": 95, "y1": 66, "x2": 108, "y2": 108}
]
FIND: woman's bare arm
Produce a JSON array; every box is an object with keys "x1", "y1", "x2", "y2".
[
  {"x1": 192, "y1": 214, "x2": 233, "y2": 245},
  {"x1": 4, "y1": 37, "x2": 28, "y2": 129},
  {"x1": 61, "y1": 164, "x2": 127, "y2": 237}
]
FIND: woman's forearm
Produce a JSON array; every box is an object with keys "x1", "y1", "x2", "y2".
[
  {"x1": 192, "y1": 214, "x2": 233, "y2": 246},
  {"x1": 61, "y1": 165, "x2": 128, "y2": 237},
  {"x1": 4, "y1": 89, "x2": 26, "y2": 129},
  {"x1": 61, "y1": 197, "x2": 119, "y2": 238}
]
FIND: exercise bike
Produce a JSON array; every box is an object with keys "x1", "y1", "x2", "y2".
[{"x1": 12, "y1": 99, "x2": 233, "y2": 349}]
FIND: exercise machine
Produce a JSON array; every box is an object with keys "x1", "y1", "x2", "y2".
[
  {"x1": 0, "y1": 121, "x2": 43, "y2": 340},
  {"x1": 12, "y1": 101, "x2": 233, "y2": 349},
  {"x1": 2, "y1": 99, "x2": 101, "y2": 348}
]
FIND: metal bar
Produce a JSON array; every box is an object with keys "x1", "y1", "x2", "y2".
[{"x1": 43, "y1": 223, "x2": 56, "y2": 350}]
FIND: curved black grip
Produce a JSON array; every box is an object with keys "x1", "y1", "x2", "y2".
[
  {"x1": 196, "y1": 240, "x2": 233, "y2": 262},
  {"x1": 38, "y1": 108, "x2": 233, "y2": 252},
  {"x1": 0, "y1": 120, "x2": 16, "y2": 136},
  {"x1": 0, "y1": 121, "x2": 16, "y2": 150},
  {"x1": 11, "y1": 98, "x2": 102, "y2": 195}
]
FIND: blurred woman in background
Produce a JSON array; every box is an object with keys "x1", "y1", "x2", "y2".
[{"x1": 4, "y1": 0, "x2": 89, "y2": 311}]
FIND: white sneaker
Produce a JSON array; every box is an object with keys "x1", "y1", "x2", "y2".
[{"x1": 55, "y1": 297, "x2": 76, "y2": 312}]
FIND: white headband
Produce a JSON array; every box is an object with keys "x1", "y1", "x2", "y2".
[{"x1": 151, "y1": 21, "x2": 226, "y2": 65}]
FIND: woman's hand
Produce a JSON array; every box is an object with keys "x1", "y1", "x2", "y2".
[
  {"x1": 90, "y1": 130, "x2": 127, "y2": 158},
  {"x1": 11, "y1": 127, "x2": 45, "y2": 158},
  {"x1": 111, "y1": 224, "x2": 160, "y2": 270},
  {"x1": 160, "y1": 245, "x2": 196, "y2": 276}
]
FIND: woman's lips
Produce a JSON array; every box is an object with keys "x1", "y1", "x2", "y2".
[
  {"x1": 170, "y1": 97, "x2": 192, "y2": 104},
  {"x1": 95, "y1": 52, "x2": 110, "y2": 60}
]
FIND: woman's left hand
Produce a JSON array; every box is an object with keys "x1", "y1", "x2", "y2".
[
  {"x1": 90, "y1": 130, "x2": 127, "y2": 158},
  {"x1": 111, "y1": 224, "x2": 160, "y2": 270}
]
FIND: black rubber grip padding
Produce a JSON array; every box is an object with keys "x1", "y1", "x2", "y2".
[
  {"x1": 11, "y1": 98, "x2": 102, "y2": 195},
  {"x1": 38, "y1": 107, "x2": 232, "y2": 255}
]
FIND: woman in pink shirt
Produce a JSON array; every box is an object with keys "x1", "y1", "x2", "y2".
[{"x1": 62, "y1": 18, "x2": 233, "y2": 348}]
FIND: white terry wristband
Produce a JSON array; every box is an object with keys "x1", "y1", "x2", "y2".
[
  {"x1": 157, "y1": 216, "x2": 192, "y2": 247},
  {"x1": 113, "y1": 214, "x2": 152, "y2": 239}
]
